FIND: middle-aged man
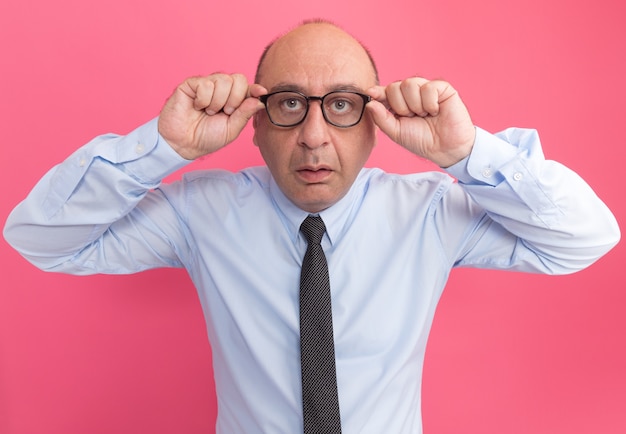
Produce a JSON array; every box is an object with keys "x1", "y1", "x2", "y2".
[{"x1": 4, "y1": 20, "x2": 620, "y2": 433}]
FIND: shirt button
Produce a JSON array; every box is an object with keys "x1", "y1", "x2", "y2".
[
  {"x1": 135, "y1": 143, "x2": 145, "y2": 154},
  {"x1": 513, "y1": 172, "x2": 523, "y2": 181},
  {"x1": 79, "y1": 157, "x2": 87, "y2": 167},
  {"x1": 481, "y1": 168, "x2": 493, "y2": 178}
]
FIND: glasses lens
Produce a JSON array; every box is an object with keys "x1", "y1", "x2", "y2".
[
  {"x1": 323, "y1": 92, "x2": 367, "y2": 127},
  {"x1": 265, "y1": 92, "x2": 308, "y2": 126},
  {"x1": 263, "y1": 91, "x2": 369, "y2": 127}
]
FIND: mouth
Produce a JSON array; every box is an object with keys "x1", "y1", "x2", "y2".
[{"x1": 296, "y1": 166, "x2": 333, "y2": 183}]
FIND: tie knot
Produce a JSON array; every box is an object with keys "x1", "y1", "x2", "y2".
[{"x1": 300, "y1": 215, "x2": 326, "y2": 245}]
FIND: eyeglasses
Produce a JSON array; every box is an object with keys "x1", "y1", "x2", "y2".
[{"x1": 259, "y1": 90, "x2": 371, "y2": 128}]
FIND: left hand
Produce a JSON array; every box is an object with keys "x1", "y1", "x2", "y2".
[{"x1": 366, "y1": 77, "x2": 476, "y2": 168}]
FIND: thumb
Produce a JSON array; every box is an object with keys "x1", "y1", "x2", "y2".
[
  {"x1": 366, "y1": 99, "x2": 400, "y2": 142},
  {"x1": 227, "y1": 97, "x2": 265, "y2": 133}
]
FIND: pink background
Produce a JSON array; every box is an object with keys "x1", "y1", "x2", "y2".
[{"x1": 1, "y1": 0, "x2": 625, "y2": 433}]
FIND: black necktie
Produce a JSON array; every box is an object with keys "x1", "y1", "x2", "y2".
[{"x1": 299, "y1": 215, "x2": 342, "y2": 433}]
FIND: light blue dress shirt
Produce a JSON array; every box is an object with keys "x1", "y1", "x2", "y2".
[{"x1": 4, "y1": 118, "x2": 620, "y2": 433}]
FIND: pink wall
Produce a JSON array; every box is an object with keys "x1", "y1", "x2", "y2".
[{"x1": 1, "y1": 0, "x2": 625, "y2": 433}]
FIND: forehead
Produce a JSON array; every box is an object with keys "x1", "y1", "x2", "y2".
[{"x1": 258, "y1": 24, "x2": 377, "y2": 92}]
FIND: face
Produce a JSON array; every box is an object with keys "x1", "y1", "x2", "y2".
[{"x1": 253, "y1": 23, "x2": 378, "y2": 213}]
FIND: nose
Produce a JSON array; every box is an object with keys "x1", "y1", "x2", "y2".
[{"x1": 297, "y1": 100, "x2": 331, "y2": 150}]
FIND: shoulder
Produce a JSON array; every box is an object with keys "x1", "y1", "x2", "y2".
[
  {"x1": 357, "y1": 167, "x2": 479, "y2": 220},
  {"x1": 181, "y1": 166, "x2": 271, "y2": 188},
  {"x1": 157, "y1": 166, "x2": 272, "y2": 211},
  {"x1": 360, "y1": 167, "x2": 456, "y2": 198}
]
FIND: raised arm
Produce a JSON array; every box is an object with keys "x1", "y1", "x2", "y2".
[
  {"x1": 4, "y1": 74, "x2": 266, "y2": 273},
  {"x1": 366, "y1": 77, "x2": 620, "y2": 273}
]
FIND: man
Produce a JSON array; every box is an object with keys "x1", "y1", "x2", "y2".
[{"x1": 4, "y1": 20, "x2": 620, "y2": 433}]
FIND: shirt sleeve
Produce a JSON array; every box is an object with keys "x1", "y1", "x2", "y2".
[
  {"x1": 443, "y1": 127, "x2": 620, "y2": 274},
  {"x1": 3, "y1": 118, "x2": 193, "y2": 274}
]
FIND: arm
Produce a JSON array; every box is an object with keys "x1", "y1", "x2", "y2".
[
  {"x1": 3, "y1": 120, "x2": 190, "y2": 273},
  {"x1": 3, "y1": 74, "x2": 267, "y2": 273},
  {"x1": 445, "y1": 127, "x2": 619, "y2": 273},
  {"x1": 366, "y1": 78, "x2": 620, "y2": 273}
]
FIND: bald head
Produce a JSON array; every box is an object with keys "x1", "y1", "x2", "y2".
[{"x1": 255, "y1": 20, "x2": 379, "y2": 86}]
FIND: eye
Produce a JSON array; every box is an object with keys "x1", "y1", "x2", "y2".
[
  {"x1": 333, "y1": 100, "x2": 350, "y2": 111},
  {"x1": 326, "y1": 95, "x2": 356, "y2": 115},
  {"x1": 279, "y1": 96, "x2": 306, "y2": 112}
]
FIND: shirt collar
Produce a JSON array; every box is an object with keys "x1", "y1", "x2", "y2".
[{"x1": 268, "y1": 170, "x2": 369, "y2": 247}]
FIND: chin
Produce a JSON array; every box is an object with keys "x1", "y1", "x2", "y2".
[{"x1": 295, "y1": 192, "x2": 345, "y2": 213}]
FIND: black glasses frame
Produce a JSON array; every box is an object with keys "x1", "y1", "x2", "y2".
[{"x1": 259, "y1": 90, "x2": 371, "y2": 128}]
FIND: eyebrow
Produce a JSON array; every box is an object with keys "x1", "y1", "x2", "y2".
[{"x1": 269, "y1": 83, "x2": 366, "y2": 94}]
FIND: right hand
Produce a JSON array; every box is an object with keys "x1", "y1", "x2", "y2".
[
  {"x1": 158, "y1": 73, "x2": 267, "y2": 160},
  {"x1": 366, "y1": 77, "x2": 475, "y2": 168}
]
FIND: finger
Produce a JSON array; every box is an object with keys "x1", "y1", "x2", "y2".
[
  {"x1": 223, "y1": 74, "x2": 249, "y2": 115},
  {"x1": 203, "y1": 74, "x2": 233, "y2": 115},
  {"x1": 401, "y1": 77, "x2": 429, "y2": 117},
  {"x1": 229, "y1": 97, "x2": 266, "y2": 131},
  {"x1": 366, "y1": 85, "x2": 386, "y2": 102},
  {"x1": 385, "y1": 81, "x2": 413, "y2": 117},
  {"x1": 249, "y1": 83, "x2": 268, "y2": 98},
  {"x1": 422, "y1": 80, "x2": 458, "y2": 116},
  {"x1": 185, "y1": 76, "x2": 214, "y2": 112},
  {"x1": 222, "y1": 97, "x2": 266, "y2": 147},
  {"x1": 174, "y1": 76, "x2": 214, "y2": 113},
  {"x1": 365, "y1": 99, "x2": 400, "y2": 141},
  {"x1": 420, "y1": 83, "x2": 439, "y2": 116},
  {"x1": 176, "y1": 76, "x2": 202, "y2": 100}
]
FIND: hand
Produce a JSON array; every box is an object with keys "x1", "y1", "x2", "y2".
[
  {"x1": 158, "y1": 74, "x2": 267, "y2": 160},
  {"x1": 366, "y1": 78, "x2": 476, "y2": 168}
]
